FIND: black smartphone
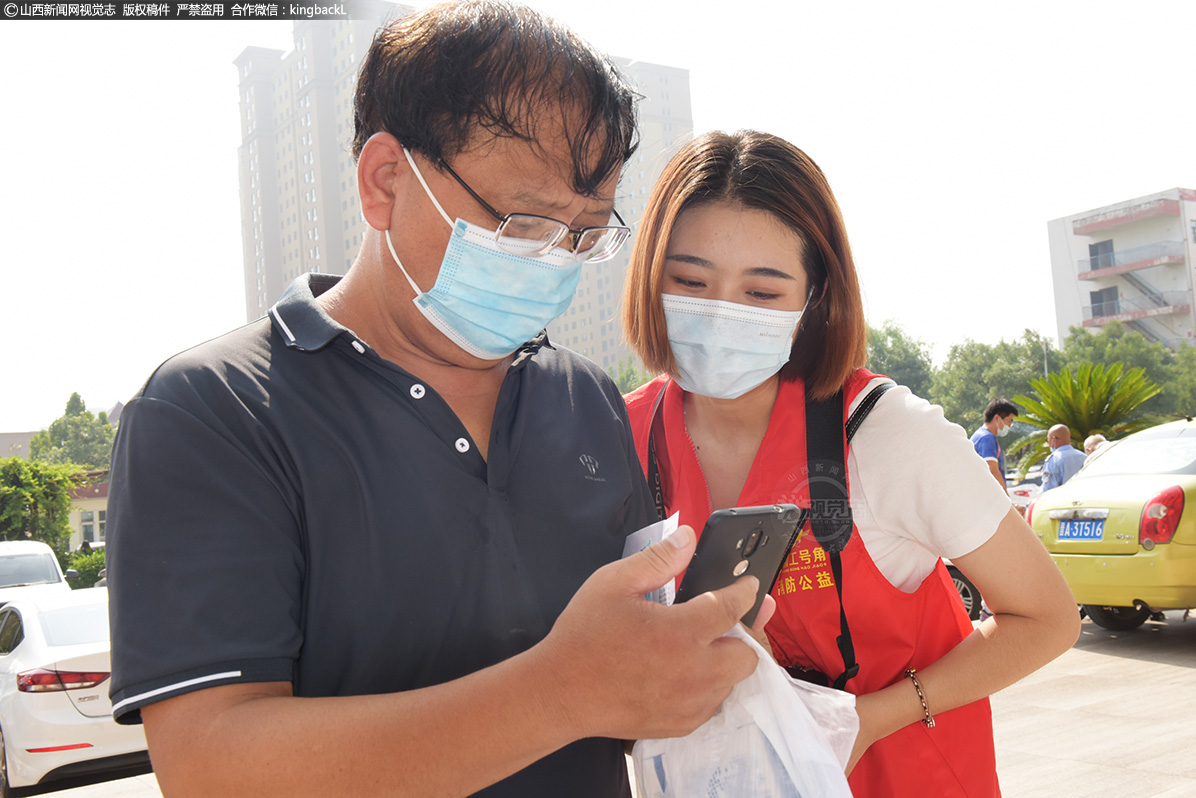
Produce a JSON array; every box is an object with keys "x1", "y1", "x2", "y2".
[{"x1": 675, "y1": 504, "x2": 805, "y2": 626}]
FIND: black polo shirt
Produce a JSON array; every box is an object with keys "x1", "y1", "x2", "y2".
[{"x1": 107, "y1": 274, "x2": 654, "y2": 797}]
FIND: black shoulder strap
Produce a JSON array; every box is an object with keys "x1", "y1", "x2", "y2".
[
  {"x1": 806, "y1": 379, "x2": 892, "y2": 690},
  {"x1": 646, "y1": 377, "x2": 893, "y2": 690},
  {"x1": 847, "y1": 381, "x2": 894, "y2": 445},
  {"x1": 646, "y1": 383, "x2": 669, "y2": 521}
]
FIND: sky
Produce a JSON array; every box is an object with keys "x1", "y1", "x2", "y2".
[{"x1": 2, "y1": 0, "x2": 1195, "y2": 431}]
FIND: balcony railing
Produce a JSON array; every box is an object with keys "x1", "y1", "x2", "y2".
[
  {"x1": 1077, "y1": 240, "x2": 1185, "y2": 277},
  {"x1": 1082, "y1": 289, "x2": 1193, "y2": 325},
  {"x1": 1072, "y1": 199, "x2": 1181, "y2": 235}
]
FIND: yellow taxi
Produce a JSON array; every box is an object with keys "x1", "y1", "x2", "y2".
[{"x1": 1027, "y1": 417, "x2": 1196, "y2": 630}]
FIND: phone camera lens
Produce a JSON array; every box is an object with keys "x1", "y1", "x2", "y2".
[{"x1": 742, "y1": 528, "x2": 763, "y2": 557}]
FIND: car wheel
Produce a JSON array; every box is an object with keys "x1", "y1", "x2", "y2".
[
  {"x1": 1082, "y1": 604, "x2": 1151, "y2": 631},
  {"x1": 0, "y1": 724, "x2": 12, "y2": 798},
  {"x1": 948, "y1": 567, "x2": 981, "y2": 621}
]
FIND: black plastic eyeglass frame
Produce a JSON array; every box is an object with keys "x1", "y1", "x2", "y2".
[{"x1": 437, "y1": 159, "x2": 628, "y2": 253}]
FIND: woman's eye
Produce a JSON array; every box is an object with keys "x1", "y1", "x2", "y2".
[
  {"x1": 748, "y1": 291, "x2": 780, "y2": 301},
  {"x1": 671, "y1": 276, "x2": 706, "y2": 289}
]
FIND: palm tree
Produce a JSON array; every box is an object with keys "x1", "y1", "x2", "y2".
[{"x1": 1008, "y1": 362, "x2": 1162, "y2": 471}]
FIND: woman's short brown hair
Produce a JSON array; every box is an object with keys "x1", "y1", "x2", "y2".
[{"x1": 621, "y1": 130, "x2": 868, "y2": 400}]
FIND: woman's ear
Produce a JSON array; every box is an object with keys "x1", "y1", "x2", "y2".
[{"x1": 357, "y1": 132, "x2": 406, "y2": 231}]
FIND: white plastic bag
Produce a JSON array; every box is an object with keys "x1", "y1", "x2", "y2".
[{"x1": 632, "y1": 625, "x2": 858, "y2": 798}]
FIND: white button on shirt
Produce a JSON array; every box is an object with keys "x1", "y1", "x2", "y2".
[
  {"x1": 410, "y1": 384, "x2": 426, "y2": 399},
  {"x1": 455, "y1": 438, "x2": 470, "y2": 453}
]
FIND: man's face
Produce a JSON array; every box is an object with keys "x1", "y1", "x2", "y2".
[
  {"x1": 384, "y1": 125, "x2": 623, "y2": 364},
  {"x1": 1048, "y1": 429, "x2": 1067, "y2": 449},
  {"x1": 401, "y1": 133, "x2": 621, "y2": 275}
]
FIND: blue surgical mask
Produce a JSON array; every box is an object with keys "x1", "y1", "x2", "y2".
[
  {"x1": 383, "y1": 148, "x2": 582, "y2": 360},
  {"x1": 998, "y1": 421, "x2": 1013, "y2": 438},
  {"x1": 663, "y1": 294, "x2": 803, "y2": 400}
]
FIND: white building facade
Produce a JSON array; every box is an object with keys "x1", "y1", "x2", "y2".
[{"x1": 1048, "y1": 188, "x2": 1196, "y2": 350}]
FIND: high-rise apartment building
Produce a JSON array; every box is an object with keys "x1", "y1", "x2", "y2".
[
  {"x1": 1047, "y1": 188, "x2": 1196, "y2": 350},
  {"x1": 235, "y1": 8, "x2": 694, "y2": 372},
  {"x1": 234, "y1": 1, "x2": 411, "y2": 322},
  {"x1": 545, "y1": 58, "x2": 693, "y2": 370}
]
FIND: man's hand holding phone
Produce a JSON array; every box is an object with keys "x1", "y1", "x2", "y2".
[{"x1": 534, "y1": 524, "x2": 763, "y2": 742}]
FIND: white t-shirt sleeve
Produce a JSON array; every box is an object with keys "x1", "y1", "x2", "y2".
[{"x1": 846, "y1": 381, "x2": 1012, "y2": 593}]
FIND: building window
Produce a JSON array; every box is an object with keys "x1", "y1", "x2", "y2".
[
  {"x1": 1090, "y1": 286, "x2": 1119, "y2": 318},
  {"x1": 1089, "y1": 240, "x2": 1114, "y2": 271},
  {"x1": 81, "y1": 510, "x2": 94, "y2": 542}
]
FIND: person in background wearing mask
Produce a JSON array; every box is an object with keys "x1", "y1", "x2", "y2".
[
  {"x1": 105, "y1": 5, "x2": 765, "y2": 796},
  {"x1": 971, "y1": 398, "x2": 1019, "y2": 493},
  {"x1": 1041, "y1": 424, "x2": 1088, "y2": 491},
  {"x1": 620, "y1": 130, "x2": 1079, "y2": 796}
]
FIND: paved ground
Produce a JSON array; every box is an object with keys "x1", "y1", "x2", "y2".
[
  {"x1": 28, "y1": 611, "x2": 1196, "y2": 797},
  {"x1": 991, "y1": 609, "x2": 1196, "y2": 797}
]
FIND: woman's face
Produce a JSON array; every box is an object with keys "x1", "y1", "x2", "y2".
[{"x1": 662, "y1": 202, "x2": 809, "y2": 311}]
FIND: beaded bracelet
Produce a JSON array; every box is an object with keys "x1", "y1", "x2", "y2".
[{"x1": 904, "y1": 668, "x2": 935, "y2": 728}]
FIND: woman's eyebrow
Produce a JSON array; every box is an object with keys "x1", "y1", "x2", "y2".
[
  {"x1": 666, "y1": 254, "x2": 795, "y2": 281},
  {"x1": 665, "y1": 253, "x2": 714, "y2": 267},
  {"x1": 746, "y1": 267, "x2": 796, "y2": 280}
]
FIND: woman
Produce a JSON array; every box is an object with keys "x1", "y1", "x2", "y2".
[{"x1": 621, "y1": 130, "x2": 1079, "y2": 797}]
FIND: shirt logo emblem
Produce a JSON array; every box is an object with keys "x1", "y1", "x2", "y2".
[{"x1": 579, "y1": 454, "x2": 606, "y2": 483}]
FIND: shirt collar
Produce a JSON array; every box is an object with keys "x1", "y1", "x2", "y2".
[
  {"x1": 269, "y1": 273, "x2": 557, "y2": 362},
  {"x1": 269, "y1": 274, "x2": 347, "y2": 352}
]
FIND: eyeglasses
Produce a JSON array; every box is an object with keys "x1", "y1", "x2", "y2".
[{"x1": 438, "y1": 159, "x2": 630, "y2": 263}]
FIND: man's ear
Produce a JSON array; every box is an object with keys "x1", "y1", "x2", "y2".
[{"x1": 358, "y1": 132, "x2": 406, "y2": 231}]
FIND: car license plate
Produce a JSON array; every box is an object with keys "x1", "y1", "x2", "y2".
[{"x1": 1058, "y1": 519, "x2": 1104, "y2": 540}]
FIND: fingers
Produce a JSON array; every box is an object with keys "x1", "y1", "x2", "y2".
[
  {"x1": 751, "y1": 594, "x2": 777, "y2": 632},
  {"x1": 606, "y1": 524, "x2": 696, "y2": 596},
  {"x1": 672, "y1": 573, "x2": 760, "y2": 639}
]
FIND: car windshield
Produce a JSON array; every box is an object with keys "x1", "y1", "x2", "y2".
[
  {"x1": 1078, "y1": 435, "x2": 1196, "y2": 478},
  {"x1": 39, "y1": 602, "x2": 109, "y2": 646},
  {"x1": 0, "y1": 554, "x2": 61, "y2": 588}
]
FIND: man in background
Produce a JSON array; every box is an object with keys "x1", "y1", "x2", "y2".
[
  {"x1": 1042, "y1": 424, "x2": 1088, "y2": 491},
  {"x1": 1084, "y1": 433, "x2": 1108, "y2": 457},
  {"x1": 971, "y1": 398, "x2": 1019, "y2": 494}
]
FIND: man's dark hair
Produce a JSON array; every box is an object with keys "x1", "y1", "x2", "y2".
[
  {"x1": 983, "y1": 398, "x2": 1019, "y2": 423},
  {"x1": 353, "y1": 0, "x2": 639, "y2": 196}
]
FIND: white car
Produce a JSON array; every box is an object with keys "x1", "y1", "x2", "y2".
[
  {"x1": 0, "y1": 541, "x2": 76, "y2": 606},
  {"x1": 1006, "y1": 466, "x2": 1043, "y2": 513},
  {"x1": 0, "y1": 588, "x2": 147, "y2": 794}
]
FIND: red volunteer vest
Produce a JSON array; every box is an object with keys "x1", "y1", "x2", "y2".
[{"x1": 624, "y1": 370, "x2": 1000, "y2": 798}]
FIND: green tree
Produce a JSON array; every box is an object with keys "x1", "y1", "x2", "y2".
[
  {"x1": 29, "y1": 393, "x2": 116, "y2": 470},
  {"x1": 1058, "y1": 322, "x2": 1177, "y2": 417},
  {"x1": 1007, "y1": 363, "x2": 1163, "y2": 470},
  {"x1": 1170, "y1": 346, "x2": 1196, "y2": 419},
  {"x1": 928, "y1": 330, "x2": 1059, "y2": 431},
  {"x1": 866, "y1": 321, "x2": 933, "y2": 398},
  {"x1": 66, "y1": 549, "x2": 106, "y2": 589},
  {"x1": 0, "y1": 457, "x2": 82, "y2": 556},
  {"x1": 608, "y1": 356, "x2": 654, "y2": 394}
]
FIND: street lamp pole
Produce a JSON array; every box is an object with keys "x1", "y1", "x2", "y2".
[{"x1": 1041, "y1": 340, "x2": 1049, "y2": 378}]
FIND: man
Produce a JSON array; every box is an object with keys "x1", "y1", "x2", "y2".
[
  {"x1": 1041, "y1": 424, "x2": 1088, "y2": 491},
  {"x1": 1084, "y1": 433, "x2": 1108, "y2": 457},
  {"x1": 970, "y1": 398, "x2": 1018, "y2": 493},
  {"x1": 106, "y1": 4, "x2": 763, "y2": 796}
]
